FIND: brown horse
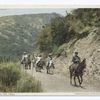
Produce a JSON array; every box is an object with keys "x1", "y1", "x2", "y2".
[{"x1": 69, "y1": 58, "x2": 86, "y2": 86}]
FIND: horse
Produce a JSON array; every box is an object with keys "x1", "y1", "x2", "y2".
[
  {"x1": 46, "y1": 61, "x2": 55, "y2": 74},
  {"x1": 35, "y1": 60, "x2": 45, "y2": 72},
  {"x1": 21, "y1": 57, "x2": 31, "y2": 70},
  {"x1": 27, "y1": 58, "x2": 31, "y2": 69},
  {"x1": 69, "y1": 58, "x2": 86, "y2": 86}
]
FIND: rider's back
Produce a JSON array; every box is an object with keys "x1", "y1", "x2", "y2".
[{"x1": 72, "y1": 55, "x2": 81, "y2": 64}]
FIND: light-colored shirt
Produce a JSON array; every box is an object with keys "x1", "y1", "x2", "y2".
[
  {"x1": 49, "y1": 60, "x2": 53, "y2": 66},
  {"x1": 22, "y1": 54, "x2": 28, "y2": 61},
  {"x1": 47, "y1": 57, "x2": 53, "y2": 66},
  {"x1": 36, "y1": 57, "x2": 42, "y2": 64}
]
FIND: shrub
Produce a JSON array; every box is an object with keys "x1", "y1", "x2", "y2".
[
  {"x1": 0, "y1": 62, "x2": 21, "y2": 87},
  {"x1": 16, "y1": 73, "x2": 42, "y2": 92},
  {"x1": 0, "y1": 62, "x2": 42, "y2": 92}
]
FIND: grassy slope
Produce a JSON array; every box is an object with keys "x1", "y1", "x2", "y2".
[
  {"x1": 54, "y1": 27, "x2": 100, "y2": 84},
  {"x1": 0, "y1": 61, "x2": 42, "y2": 92}
]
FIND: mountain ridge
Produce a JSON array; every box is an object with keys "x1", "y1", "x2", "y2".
[{"x1": 0, "y1": 13, "x2": 60, "y2": 57}]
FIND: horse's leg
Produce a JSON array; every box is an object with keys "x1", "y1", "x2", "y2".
[
  {"x1": 47, "y1": 68, "x2": 48, "y2": 74},
  {"x1": 47, "y1": 68, "x2": 49, "y2": 74},
  {"x1": 28, "y1": 64, "x2": 30, "y2": 69},
  {"x1": 25, "y1": 63, "x2": 28, "y2": 70},
  {"x1": 25, "y1": 64, "x2": 27, "y2": 69},
  {"x1": 40, "y1": 66, "x2": 42, "y2": 72},
  {"x1": 27, "y1": 64, "x2": 29, "y2": 70},
  {"x1": 52, "y1": 67, "x2": 54, "y2": 74},
  {"x1": 74, "y1": 75, "x2": 77, "y2": 86},
  {"x1": 36, "y1": 64, "x2": 39, "y2": 72},
  {"x1": 30, "y1": 63, "x2": 32, "y2": 69},
  {"x1": 80, "y1": 75, "x2": 83, "y2": 85},
  {"x1": 49, "y1": 68, "x2": 51, "y2": 74},
  {"x1": 36, "y1": 66, "x2": 38, "y2": 72},
  {"x1": 37, "y1": 65, "x2": 39, "y2": 71},
  {"x1": 26, "y1": 63, "x2": 28, "y2": 69},
  {"x1": 28, "y1": 63, "x2": 30, "y2": 70},
  {"x1": 29, "y1": 63, "x2": 31, "y2": 70},
  {"x1": 77, "y1": 75, "x2": 81, "y2": 86},
  {"x1": 70, "y1": 71, "x2": 72, "y2": 85},
  {"x1": 46, "y1": 67, "x2": 49, "y2": 74}
]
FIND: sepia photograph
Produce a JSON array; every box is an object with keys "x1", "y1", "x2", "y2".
[{"x1": 0, "y1": 7, "x2": 100, "y2": 95}]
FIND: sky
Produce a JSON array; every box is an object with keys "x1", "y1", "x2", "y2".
[{"x1": 0, "y1": 8, "x2": 73, "y2": 17}]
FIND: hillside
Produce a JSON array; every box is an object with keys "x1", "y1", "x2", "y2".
[
  {"x1": 37, "y1": 9, "x2": 100, "y2": 83},
  {"x1": 0, "y1": 13, "x2": 59, "y2": 57}
]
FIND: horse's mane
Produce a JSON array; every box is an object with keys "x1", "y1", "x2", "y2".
[
  {"x1": 77, "y1": 58, "x2": 86, "y2": 71},
  {"x1": 79, "y1": 58, "x2": 86, "y2": 65}
]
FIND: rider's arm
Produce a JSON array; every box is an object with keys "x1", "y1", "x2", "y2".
[
  {"x1": 72, "y1": 56, "x2": 75, "y2": 62},
  {"x1": 78, "y1": 56, "x2": 81, "y2": 62},
  {"x1": 21, "y1": 55, "x2": 24, "y2": 60}
]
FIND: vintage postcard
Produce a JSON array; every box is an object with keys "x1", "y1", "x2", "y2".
[{"x1": 0, "y1": 5, "x2": 100, "y2": 96}]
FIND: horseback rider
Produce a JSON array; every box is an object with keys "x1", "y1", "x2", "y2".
[
  {"x1": 72, "y1": 52, "x2": 81, "y2": 64},
  {"x1": 36, "y1": 54, "x2": 42, "y2": 66},
  {"x1": 47, "y1": 54, "x2": 54, "y2": 68},
  {"x1": 69, "y1": 52, "x2": 86, "y2": 86},
  {"x1": 69, "y1": 51, "x2": 81, "y2": 77},
  {"x1": 21, "y1": 52, "x2": 28, "y2": 64}
]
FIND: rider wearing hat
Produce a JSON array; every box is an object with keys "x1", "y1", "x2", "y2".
[
  {"x1": 47, "y1": 54, "x2": 53, "y2": 67},
  {"x1": 36, "y1": 54, "x2": 42, "y2": 66},
  {"x1": 72, "y1": 52, "x2": 81, "y2": 64},
  {"x1": 21, "y1": 52, "x2": 28, "y2": 64}
]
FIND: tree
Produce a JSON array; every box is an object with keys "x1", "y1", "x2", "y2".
[{"x1": 37, "y1": 26, "x2": 53, "y2": 53}]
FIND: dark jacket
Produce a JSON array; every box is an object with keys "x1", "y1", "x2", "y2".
[{"x1": 72, "y1": 55, "x2": 81, "y2": 64}]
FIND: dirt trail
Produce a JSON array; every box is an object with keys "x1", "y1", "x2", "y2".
[{"x1": 26, "y1": 67, "x2": 100, "y2": 93}]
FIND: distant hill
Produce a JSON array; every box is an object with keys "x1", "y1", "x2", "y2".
[{"x1": 0, "y1": 13, "x2": 59, "y2": 57}]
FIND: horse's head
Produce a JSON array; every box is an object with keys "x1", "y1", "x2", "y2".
[
  {"x1": 79, "y1": 58, "x2": 86, "y2": 69},
  {"x1": 83, "y1": 58, "x2": 86, "y2": 67},
  {"x1": 81, "y1": 58, "x2": 86, "y2": 72}
]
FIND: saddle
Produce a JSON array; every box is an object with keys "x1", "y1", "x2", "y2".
[{"x1": 70, "y1": 63, "x2": 79, "y2": 71}]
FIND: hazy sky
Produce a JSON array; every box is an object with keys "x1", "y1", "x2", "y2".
[{"x1": 0, "y1": 8, "x2": 72, "y2": 17}]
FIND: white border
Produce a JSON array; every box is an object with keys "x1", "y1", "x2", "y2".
[
  {"x1": 0, "y1": 0, "x2": 100, "y2": 5},
  {"x1": 1, "y1": 92, "x2": 100, "y2": 96},
  {"x1": 0, "y1": 4, "x2": 100, "y2": 97},
  {"x1": 0, "y1": 5, "x2": 100, "y2": 8}
]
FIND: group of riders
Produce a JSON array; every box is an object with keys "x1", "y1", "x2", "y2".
[
  {"x1": 21, "y1": 52, "x2": 55, "y2": 74},
  {"x1": 21, "y1": 51, "x2": 86, "y2": 86},
  {"x1": 21, "y1": 51, "x2": 81, "y2": 74}
]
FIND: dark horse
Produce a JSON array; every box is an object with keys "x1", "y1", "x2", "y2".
[
  {"x1": 35, "y1": 60, "x2": 45, "y2": 72},
  {"x1": 69, "y1": 58, "x2": 86, "y2": 86}
]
